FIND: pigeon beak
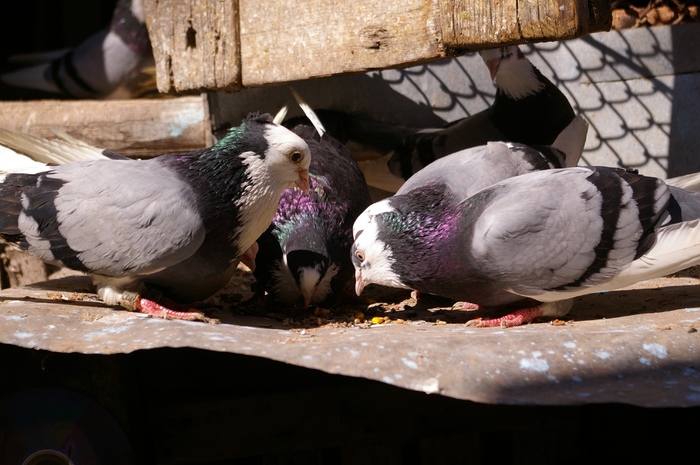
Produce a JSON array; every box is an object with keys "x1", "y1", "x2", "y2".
[
  {"x1": 485, "y1": 59, "x2": 500, "y2": 81},
  {"x1": 302, "y1": 292, "x2": 313, "y2": 309},
  {"x1": 355, "y1": 269, "x2": 365, "y2": 296},
  {"x1": 295, "y1": 168, "x2": 310, "y2": 192},
  {"x1": 240, "y1": 242, "x2": 259, "y2": 271}
]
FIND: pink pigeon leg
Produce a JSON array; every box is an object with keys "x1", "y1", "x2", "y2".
[
  {"x1": 451, "y1": 301, "x2": 482, "y2": 310},
  {"x1": 465, "y1": 306, "x2": 545, "y2": 328},
  {"x1": 120, "y1": 291, "x2": 219, "y2": 324}
]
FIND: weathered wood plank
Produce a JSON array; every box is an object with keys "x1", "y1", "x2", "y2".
[
  {"x1": 0, "y1": 96, "x2": 211, "y2": 156},
  {"x1": 143, "y1": 0, "x2": 610, "y2": 93},
  {"x1": 239, "y1": 0, "x2": 443, "y2": 87},
  {"x1": 434, "y1": 0, "x2": 602, "y2": 47},
  {"x1": 142, "y1": 0, "x2": 241, "y2": 93}
]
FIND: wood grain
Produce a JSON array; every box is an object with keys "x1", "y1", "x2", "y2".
[
  {"x1": 239, "y1": 0, "x2": 443, "y2": 87},
  {"x1": 143, "y1": 0, "x2": 611, "y2": 92},
  {"x1": 143, "y1": 0, "x2": 241, "y2": 93},
  {"x1": 0, "y1": 96, "x2": 211, "y2": 156}
]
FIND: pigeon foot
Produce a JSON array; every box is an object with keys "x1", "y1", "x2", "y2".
[
  {"x1": 120, "y1": 291, "x2": 220, "y2": 324},
  {"x1": 465, "y1": 306, "x2": 544, "y2": 328},
  {"x1": 451, "y1": 301, "x2": 482, "y2": 310}
]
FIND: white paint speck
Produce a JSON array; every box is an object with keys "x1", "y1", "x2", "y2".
[
  {"x1": 520, "y1": 352, "x2": 549, "y2": 372},
  {"x1": 640, "y1": 357, "x2": 651, "y2": 366},
  {"x1": 643, "y1": 343, "x2": 668, "y2": 359},
  {"x1": 13, "y1": 331, "x2": 33, "y2": 339},
  {"x1": 401, "y1": 358, "x2": 419, "y2": 370},
  {"x1": 421, "y1": 377, "x2": 440, "y2": 394},
  {"x1": 564, "y1": 341, "x2": 576, "y2": 349},
  {"x1": 595, "y1": 350, "x2": 611, "y2": 360}
]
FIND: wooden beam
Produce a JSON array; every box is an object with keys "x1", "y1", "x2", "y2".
[
  {"x1": 143, "y1": 0, "x2": 611, "y2": 93},
  {"x1": 0, "y1": 96, "x2": 211, "y2": 156},
  {"x1": 239, "y1": 0, "x2": 444, "y2": 87},
  {"x1": 143, "y1": 0, "x2": 242, "y2": 94}
]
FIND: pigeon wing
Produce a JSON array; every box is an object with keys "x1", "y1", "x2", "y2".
[
  {"x1": 467, "y1": 167, "x2": 670, "y2": 298},
  {"x1": 14, "y1": 158, "x2": 206, "y2": 277}
]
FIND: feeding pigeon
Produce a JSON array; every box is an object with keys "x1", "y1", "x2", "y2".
[
  {"x1": 351, "y1": 166, "x2": 700, "y2": 327},
  {"x1": 312, "y1": 45, "x2": 577, "y2": 193},
  {"x1": 1, "y1": 0, "x2": 154, "y2": 99},
  {"x1": 0, "y1": 114, "x2": 311, "y2": 322},
  {"x1": 251, "y1": 91, "x2": 372, "y2": 308}
]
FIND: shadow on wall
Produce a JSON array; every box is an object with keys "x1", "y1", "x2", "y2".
[{"x1": 214, "y1": 22, "x2": 700, "y2": 180}]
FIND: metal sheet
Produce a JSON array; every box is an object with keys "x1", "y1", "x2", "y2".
[{"x1": 1, "y1": 273, "x2": 699, "y2": 408}]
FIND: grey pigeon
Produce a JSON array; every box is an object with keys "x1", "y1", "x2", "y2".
[
  {"x1": 0, "y1": 114, "x2": 311, "y2": 322},
  {"x1": 396, "y1": 114, "x2": 588, "y2": 198},
  {"x1": 351, "y1": 166, "x2": 700, "y2": 327},
  {"x1": 1, "y1": 0, "x2": 153, "y2": 99}
]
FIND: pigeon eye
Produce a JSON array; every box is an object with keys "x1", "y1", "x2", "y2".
[
  {"x1": 290, "y1": 151, "x2": 303, "y2": 163},
  {"x1": 354, "y1": 250, "x2": 365, "y2": 262}
]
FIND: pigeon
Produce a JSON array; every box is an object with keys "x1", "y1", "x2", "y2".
[
  {"x1": 351, "y1": 166, "x2": 700, "y2": 327},
  {"x1": 396, "y1": 114, "x2": 588, "y2": 197},
  {"x1": 251, "y1": 91, "x2": 372, "y2": 308},
  {"x1": 318, "y1": 45, "x2": 577, "y2": 193},
  {"x1": 1, "y1": 0, "x2": 154, "y2": 99},
  {"x1": 0, "y1": 113, "x2": 311, "y2": 322}
]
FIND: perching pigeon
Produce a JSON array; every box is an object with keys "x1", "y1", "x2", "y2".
[
  {"x1": 328, "y1": 45, "x2": 577, "y2": 193},
  {"x1": 396, "y1": 114, "x2": 588, "y2": 197},
  {"x1": 351, "y1": 166, "x2": 700, "y2": 327},
  {"x1": 0, "y1": 114, "x2": 311, "y2": 322},
  {"x1": 251, "y1": 91, "x2": 372, "y2": 308},
  {"x1": 1, "y1": 0, "x2": 154, "y2": 99}
]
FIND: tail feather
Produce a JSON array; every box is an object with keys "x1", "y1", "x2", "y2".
[
  {"x1": 273, "y1": 102, "x2": 290, "y2": 125},
  {"x1": 550, "y1": 115, "x2": 588, "y2": 168},
  {"x1": 357, "y1": 153, "x2": 405, "y2": 193},
  {"x1": 290, "y1": 87, "x2": 326, "y2": 137},
  {"x1": 530, "y1": 218, "x2": 700, "y2": 302},
  {"x1": 666, "y1": 172, "x2": 700, "y2": 193},
  {"x1": 0, "y1": 128, "x2": 107, "y2": 166},
  {"x1": 0, "y1": 173, "x2": 36, "y2": 241}
]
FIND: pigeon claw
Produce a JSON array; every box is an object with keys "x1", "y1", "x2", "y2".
[
  {"x1": 119, "y1": 291, "x2": 220, "y2": 324},
  {"x1": 465, "y1": 306, "x2": 544, "y2": 328},
  {"x1": 451, "y1": 301, "x2": 482, "y2": 311}
]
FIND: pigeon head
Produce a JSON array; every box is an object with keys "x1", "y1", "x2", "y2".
[
  {"x1": 351, "y1": 199, "x2": 407, "y2": 296},
  {"x1": 285, "y1": 249, "x2": 336, "y2": 307},
  {"x1": 182, "y1": 113, "x2": 312, "y2": 260},
  {"x1": 353, "y1": 183, "x2": 467, "y2": 296},
  {"x1": 229, "y1": 113, "x2": 311, "y2": 193},
  {"x1": 479, "y1": 45, "x2": 544, "y2": 100}
]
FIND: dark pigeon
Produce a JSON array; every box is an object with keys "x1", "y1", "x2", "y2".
[
  {"x1": 251, "y1": 91, "x2": 372, "y2": 308},
  {"x1": 253, "y1": 124, "x2": 372, "y2": 307}
]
